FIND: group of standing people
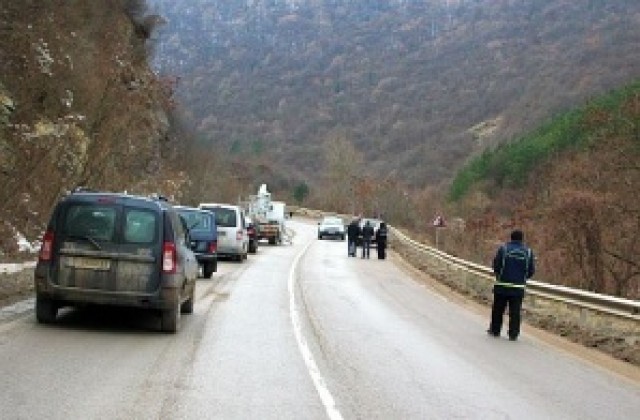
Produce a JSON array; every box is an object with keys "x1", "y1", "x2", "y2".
[
  {"x1": 344, "y1": 219, "x2": 535, "y2": 342},
  {"x1": 346, "y1": 218, "x2": 388, "y2": 260}
]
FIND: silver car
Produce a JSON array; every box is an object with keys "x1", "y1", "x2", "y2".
[
  {"x1": 317, "y1": 216, "x2": 346, "y2": 240},
  {"x1": 199, "y1": 203, "x2": 248, "y2": 262}
]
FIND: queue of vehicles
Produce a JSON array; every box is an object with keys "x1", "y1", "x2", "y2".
[
  {"x1": 32, "y1": 184, "x2": 382, "y2": 333},
  {"x1": 33, "y1": 185, "x2": 289, "y2": 333}
]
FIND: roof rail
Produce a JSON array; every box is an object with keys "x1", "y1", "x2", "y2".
[
  {"x1": 70, "y1": 186, "x2": 95, "y2": 194},
  {"x1": 149, "y1": 193, "x2": 169, "y2": 202}
]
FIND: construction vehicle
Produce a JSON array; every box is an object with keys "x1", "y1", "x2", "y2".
[{"x1": 244, "y1": 184, "x2": 286, "y2": 245}]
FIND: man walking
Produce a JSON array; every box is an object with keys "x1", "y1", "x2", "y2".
[
  {"x1": 361, "y1": 220, "x2": 375, "y2": 259},
  {"x1": 346, "y1": 218, "x2": 360, "y2": 257},
  {"x1": 487, "y1": 229, "x2": 535, "y2": 341}
]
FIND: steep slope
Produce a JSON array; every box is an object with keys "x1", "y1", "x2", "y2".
[
  {"x1": 150, "y1": 0, "x2": 640, "y2": 189},
  {"x1": 445, "y1": 82, "x2": 640, "y2": 300},
  {"x1": 0, "y1": 0, "x2": 181, "y2": 254}
]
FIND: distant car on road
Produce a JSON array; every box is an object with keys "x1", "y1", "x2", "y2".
[
  {"x1": 34, "y1": 190, "x2": 198, "y2": 333},
  {"x1": 317, "y1": 216, "x2": 346, "y2": 240},
  {"x1": 174, "y1": 205, "x2": 218, "y2": 278}
]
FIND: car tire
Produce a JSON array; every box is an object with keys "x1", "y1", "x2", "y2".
[
  {"x1": 36, "y1": 295, "x2": 58, "y2": 324},
  {"x1": 268, "y1": 237, "x2": 276, "y2": 245},
  {"x1": 248, "y1": 241, "x2": 256, "y2": 253},
  {"x1": 318, "y1": 234, "x2": 322, "y2": 240},
  {"x1": 161, "y1": 294, "x2": 181, "y2": 333},
  {"x1": 203, "y1": 261, "x2": 215, "y2": 279},
  {"x1": 181, "y1": 287, "x2": 194, "y2": 314},
  {"x1": 341, "y1": 234, "x2": 345, "y2": 241}
]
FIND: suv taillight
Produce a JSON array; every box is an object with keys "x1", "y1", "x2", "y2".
[
  {"x1": 162, "y1": 241, "x2": 177, "y2": 274},
  {"x1": 208, "y1": 241, "x2": 217, "y2": 253},
  {"x1": 39, "y1": 230, "x2": 54, "y2": 262},
  {"x1": 236, "y1": 230, "x2": 243, "y2": 241}
]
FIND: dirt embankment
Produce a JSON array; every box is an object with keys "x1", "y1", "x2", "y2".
[{"x1": 0, "y1": 265, "x2": 35, "y2": 307}]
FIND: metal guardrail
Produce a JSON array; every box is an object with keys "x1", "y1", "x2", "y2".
[{"x1": 391, "y1": 227, "x2": 640, "y2": 321}]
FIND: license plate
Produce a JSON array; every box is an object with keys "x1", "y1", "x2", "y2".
[
  {"x1": 68, "y1": 257, "x2": 111, "y2": 271},
  {"x1": 217, "y1": 230, "x2": 226, "y2": 236}
]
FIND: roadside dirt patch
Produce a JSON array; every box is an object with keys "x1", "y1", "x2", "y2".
[{"x1": 0, "y1": 267, "x2": 34, "y2": 307}]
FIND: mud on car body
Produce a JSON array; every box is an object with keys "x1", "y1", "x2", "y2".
[{"x1": 34, "y1": 190, "x2": 198, "y2": 333}]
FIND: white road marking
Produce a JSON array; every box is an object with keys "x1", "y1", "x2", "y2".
[{"x1": 288, "y1": 240, "x2": 344, "y2": 420}]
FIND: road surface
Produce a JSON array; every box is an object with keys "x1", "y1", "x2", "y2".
[{"x1": 0, "y1": 219, "x2": 638, "y2": 419}]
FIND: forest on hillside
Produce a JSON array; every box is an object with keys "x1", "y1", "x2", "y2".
[
  {"x1": 442, "y1": 82, "x2": 640, "y2": 300},
  {"x1": 149, "y1": 0, "x2": 640, "y2": 198},
  {"x1": 0, "y1": 1, "x2": 637, "y2": 301}
]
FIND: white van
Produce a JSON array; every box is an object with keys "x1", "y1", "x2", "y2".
[{"x1": 198, "y1": 203, "x2": 248, "y2": 262}]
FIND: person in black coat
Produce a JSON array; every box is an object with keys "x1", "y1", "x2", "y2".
[
  {"x1": 361, "y1": 220, "x2": 375, "y2": 259},
  {"x1": 346, "y1": 218, "x2": 360, "y2": 257},
  {"x1": 375, "y1": 222, "x2": 388, "y2": 259},
  {"x1": 487, "y1": 229, "x2": 535, "y2": 341}
]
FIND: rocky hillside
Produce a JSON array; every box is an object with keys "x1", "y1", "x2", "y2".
[
  {"x1": 149, "y1": 0, "x2": 640, "y2": 192},
  {"x1": 0, "y1": 0, "x2": 185, "y2": 255}
]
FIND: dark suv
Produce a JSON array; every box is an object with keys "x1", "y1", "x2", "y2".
[
  {"x1": 175, "y1": 205, "x2": 218, "y2": 278},
  {"x1": 34, "y1": 191, "x2": 198, "y2": 333}
]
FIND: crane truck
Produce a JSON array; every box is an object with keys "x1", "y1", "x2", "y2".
[{"x1": 244, "y1": 184, "x2": 286, "y2": 245}]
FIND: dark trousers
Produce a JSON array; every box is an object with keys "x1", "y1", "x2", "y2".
[
  {"x1": 348, "y1": 239, "x2": 356, "y2": 256},
  {"x1": 489, "y1": 293, "x2": 523, "y2": 338},
  {"x1": 361, "y1": 239, "x2": 371, "y2": 258},
  {"x1": 377, "y1": 242, "x2": 386, "y2": 259}
]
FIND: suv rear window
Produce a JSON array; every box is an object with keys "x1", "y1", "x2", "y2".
[
  {"x1": 63, "y1": 205, "x2": 116, "y2": 241},
  {"x1": 177, "y1": 210, "x2": 213, "y2": 232},
  {"x1": 204, "y1": 207, "x2": 237, "y2": 228},
  {"x1": 124, "y1": 209, "x2": 157, "y2": 243}
]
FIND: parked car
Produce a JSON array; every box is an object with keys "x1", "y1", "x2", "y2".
[
  {"x1": 246, "y1": 216, "x2": 259, "y2": 254},
  {"x1": 318, "y1": 216, "x2": 346, "y2": 240},
  {"x1": 358, "y1": 217, "x2": 383, "y2": 247},
  {"x1": 198, "y1": 203, "x2": 248, "y2": 262},
  {"x1": 174, "y1": 205, "x2": 218, "y2": 278},
  {"x1": 34, "y1": 190, "x2": 198, "y2": 333}
]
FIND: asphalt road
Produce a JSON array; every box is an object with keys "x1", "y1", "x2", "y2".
[{"x1": 0, "y1": 219, "x2": 638, "y2": 419}]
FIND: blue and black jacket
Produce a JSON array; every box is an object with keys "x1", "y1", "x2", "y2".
[{"x1": 492, "y1": 240, "x2": 535, "y2": 296}]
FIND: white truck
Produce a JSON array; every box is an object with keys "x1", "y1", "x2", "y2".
[{"x1": 245, "y1": 184, "x2": 286, "y2": 245}]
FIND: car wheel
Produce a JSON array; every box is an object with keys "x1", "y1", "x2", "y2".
[
  {"x1": 318, "y1": 234, "x2": 322, "y2": 240},
  {"x1": 181, "y1": 286, "x2": 194, "y2": 314},
  {"x1": 203, "y1": 261, "x2": 215, "y2": 279},
  {"x1": 268, "y1": 237, "x2": 276, "y2": 245},
  {"x1": 36, "y1": 295, "x2": 58, "y2": 324},
  {"x1": 161, "y1": 294, "x2": 181, "y2": 333},
  {"x1": 341, "y1": 234, "x2": 345, "y2": 241}
]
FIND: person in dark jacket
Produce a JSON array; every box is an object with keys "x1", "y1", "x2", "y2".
[
  {"x1": 346, "y1": 218, "x2": 360, "y2": 257},
  {"x1": 361, "y1": 220, "x2": 375, "y2": 259},
  {"x1": 375, "y1": 222, "x2": 388, "y2": 259},
  {"x1": 487, "y1": 229, "x2": 535, "y2": 341}
]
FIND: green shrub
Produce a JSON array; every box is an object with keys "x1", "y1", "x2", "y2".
[{"x1": 449, "y1": 80, "x2": 640, "y2": 201}]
